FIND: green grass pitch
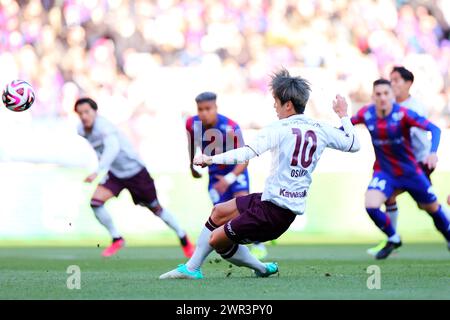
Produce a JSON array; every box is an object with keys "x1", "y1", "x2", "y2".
[{"x1": 0, "y1": 244, "x2": 448, "y2": 299}]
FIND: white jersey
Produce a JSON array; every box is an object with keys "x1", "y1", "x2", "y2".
[
  {"x1": 77, "y1": 116, "x2": 144, "y2": 178},
  {"x1": 211, "y1": 114, "x2": 360, "y2": 215},
  {"x1": 398, "y1": 96, "x2": 431, "y2": 162}
]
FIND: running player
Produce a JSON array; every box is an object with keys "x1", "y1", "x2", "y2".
[
  {"x1": 351, "y1": 79, "x2": 450, "y2": 259},
  {"x1": 75, "y1": 97, "x2": 194, "y2": 258},
  {"x1": 367, "y1": 66, "x2": 433, "y2": 255},
  {"x1": 185, "y1": 92, "x2": 268, "y2": 259},
  {"x1": 159, "y1": 69, "x2": 360, "y2": 279}
]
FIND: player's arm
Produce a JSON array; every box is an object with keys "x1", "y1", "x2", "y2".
[
  {"x1": 230, "y1": 124, "x2": 249, "y2": 176},
  {"x1": 338, "y1": 104, "x2": 366, "y2": 133},
  {"x1": 85, "y1": 133, "x2": 120, "y2": 183},
  {"x1": 185, "y1": 118, "x2": 202, "y2": 178},
  {"x1": 404, "y1": 109, "x2": 441, "y2": 169},
  {"x1": 328, "y1": 95, "x2": 361, "y2": 153},
  {"x1": 227, "y1": 125, "x2": 249, "y2": 178},
  {"x1": 194, "y1": 147, "x2": 257, "y2": 167},
  {"x1": 195, "y1": 124, "x2": 278, "y2": 167}
]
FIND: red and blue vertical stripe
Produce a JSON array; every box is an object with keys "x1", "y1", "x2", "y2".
[{"x1": 351, "y1": 103, "x2": 441, "y2": 177}]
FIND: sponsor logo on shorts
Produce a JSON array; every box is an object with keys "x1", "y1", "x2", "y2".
[
  {"x1": 279, "y1": 188, "x2": 307, "y2": 198},
  {"x1": 226, "y1": 222, "x2": 236, "y2": 236}
]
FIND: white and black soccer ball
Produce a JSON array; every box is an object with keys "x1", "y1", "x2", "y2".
[{"x1": 2, "y1": 80, "x2": 35, "y2": 112}]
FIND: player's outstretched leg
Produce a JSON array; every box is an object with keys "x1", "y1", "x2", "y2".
[
  {"x1": 367, "y1": 202, "x2": 398, "y2": 256},
  {"x1": 91, "y1": 199, "x2": 125, "y2": 257},
  {"x1": 159, "y1": 201, "x2": 240, "y2": 279},
  {"x1": 367, "y1": 196, "x2": 400, "y2": 256},
  {"x1": 365, "y1": 189, "x2": 401, "y2": 259},
  {"x1": 217, "y1": 243, "x2": 277, "y2": 278},
  {"x1": 423, "y1": 204, "x2": 450, "y2": 250},
  {"x1": 366, "y1": 207, "x2": 402, "y2": 259},
  {"x1": 147, "y1": 203, "x2": 194, "y2": 258},
  {"x1": 210, "y1": 227, "x2": 278, "y2": 278},
  {"x1": 158, "y1": 217, "x2": 221, "y2": 279}
]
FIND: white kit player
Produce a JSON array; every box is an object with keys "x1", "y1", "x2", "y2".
[
  {"x1": 75, "y1": 97, "x2": 194, "y2": 257},
  {"x1": 159, "y1": 69, "x2": 360, "y2": 279}
]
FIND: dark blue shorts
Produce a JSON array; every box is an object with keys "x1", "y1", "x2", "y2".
[
  {"x1": 208, "y1": 170, "x2": 250, "y2": 205},
  {"x1": 368, "y1": 171, "x2": 437, "y2": 204},
  {"x1": 224, "y1": 193, "x2": 296, "y2": 244}
]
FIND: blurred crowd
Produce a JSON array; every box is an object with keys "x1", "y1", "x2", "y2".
[{"x1": 1, "y1": 0, "x2": 450, "y2": 135}]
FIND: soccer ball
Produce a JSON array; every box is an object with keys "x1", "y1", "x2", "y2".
[{"x1": 2, "y1": 80, "x2": 35, "y2": 112}]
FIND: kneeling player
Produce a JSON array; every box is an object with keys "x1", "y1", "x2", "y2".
[
  {"x1": 159, "y1": 69, "x2": 360, "y2": 279},
  {"x1": 75, "y1": 98, "x2": 194, "y2": 257}
]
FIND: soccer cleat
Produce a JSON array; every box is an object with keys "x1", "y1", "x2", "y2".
[
  {"x1": 375, "y1": 241, "x2": 402, "y2": 260},
  {"x1": 159, "y1": 264, "x2": 203, "y2": 280},
  {"x1": 366, "y1": 240, "x2": 388, "y2": 256},
  {"x1": 181, "y1": 235, "x2": 195, "y2": 258},
  {"x1": 250, "y1": 243, "x2": 268, "y2": 260},
  {"x1": 102, "y1": 238, "x2": 125, "y2": 257},
  {"x1": 254, "y1": 262, "x2": 279, "y2": 278}
]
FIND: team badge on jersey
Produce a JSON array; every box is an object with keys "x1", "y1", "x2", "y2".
[{"x1": 391, "y1": 111, "x2": 404, "y2": 122}]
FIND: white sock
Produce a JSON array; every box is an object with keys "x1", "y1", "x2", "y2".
[
  {"x1": 186, "y1": 226, "x2": 214, "y2": 271},
  {"x1": 158, "y1": 209, "x2": 186, "y2": 239},
  {"x1": 443, "y1": 206, "x2": 450, "y2": 220},
  {"x1": 92, "y1": 206, "x2": 121, "y2": 239},
  {"x1": 225, "y1": 245, "x2": 266, "y2": 274},
  {"x1": 386, "y1": 204, "x2": 399, "y2": 229},
  {"x1": 388, "y1": 233, "x2": 401, "y2": 243},
  {"x1": 252, "y1": 242, "x2": 266, "y2": 250}
]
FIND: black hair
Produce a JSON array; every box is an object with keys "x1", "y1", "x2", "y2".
[
  {"x1": 373, "y1": 78, "x2": 391, "y2": 87},
  {"x1": 195, "y1": 92, "x2": 217, "y2": 103},
  {"x1": 270, "y1": 68, "x2": 311, "y2": 114},
  {"x1": 391, "y1": 66, "x2": 414, "y2": 83},
  {"x1": 74, "y1": 97, "x2": 98, "y2": 112}
]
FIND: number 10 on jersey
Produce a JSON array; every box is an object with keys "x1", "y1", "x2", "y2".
[{"x1": 291, "y1": 128, "x2": 317, "y2": 168}]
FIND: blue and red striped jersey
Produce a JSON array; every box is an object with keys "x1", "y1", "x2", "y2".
[
  {"x1": 186, "y1": 113, "x2": 244, "y2": 175},
  {"x1": 351, "y1": 103, "x2": 441, "y2": 176}
]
